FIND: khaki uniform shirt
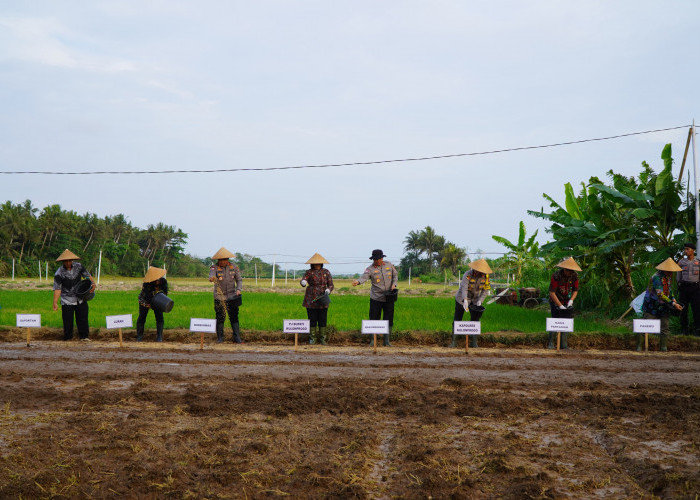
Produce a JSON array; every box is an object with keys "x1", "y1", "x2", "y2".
[
  {"x1": 358, "y1": 260, "x2": 398, "y2": 302},
  {"x1": 209, "y1": 263, "x2": 242, "y2": 300},
  {"x1": 677, "y1": 257, "x2": 700, "y2": 284},
  {"x1": 454, "y1": 269, "x2": 490, "y2": 305}
]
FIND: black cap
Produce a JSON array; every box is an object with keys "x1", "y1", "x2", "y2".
[
  {"x1": 684, "y1": 242, "x2": 696, "y2": 250},
  {"x1": 370, "y1": 249, "x2": 386, "y2": 260}
]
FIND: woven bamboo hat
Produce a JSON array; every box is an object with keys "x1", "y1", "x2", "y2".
[
  {"x1": 212, "y1": 247, "x2": 235, "y2": 260},
  {"x1": 56, "y1": 249, "x2": 80, "y2": 262},
  {"x1": 469, "y1": 259, "x2": 493, "y2": 274},
  {"x1": 556, "y1": 257, "x2": 582, "y2": 272},
  {"x1": 306, "y1": 253, "x2": 329, "y2": 265},
  {"x1": 143, "y1": 266, "x2": 167, "y2": 283},
  {"x1": 656, "y1": 258, "x2": 682, "y2": 272}
]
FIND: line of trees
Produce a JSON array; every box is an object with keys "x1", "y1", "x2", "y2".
[{"x1": 0, "y1": 201, "x2": 205, "y2": 277}]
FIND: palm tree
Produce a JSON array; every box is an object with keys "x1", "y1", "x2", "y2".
[
  {"x1": 491, "y1": 221, "x2": 540, "y2": 284},
  {"x1": 403, "y1": 230, "x2": 423, "y2": 256},
  {"x1": 419, "y1": 226, "x2": 445, "y2": 271},
  {"x1": 439, "y1": 242, "x2": 467, "y2": 275}
]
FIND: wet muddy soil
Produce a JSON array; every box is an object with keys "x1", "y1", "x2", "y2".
[{"x1": 0, "y1": 343, "x2": 698, "y2": 498}]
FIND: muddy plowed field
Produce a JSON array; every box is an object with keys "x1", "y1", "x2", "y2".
[{"x1": 0, "y1": 343, "x2": 698, "y2": 498}]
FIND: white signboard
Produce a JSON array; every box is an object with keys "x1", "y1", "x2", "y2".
[
  {"x1": 190, "y1": 318, "x2": 216, "y2": 333},
  {"x1": 633, "y1": 319, "x2": 661, "y2": 334},
  {"x1": 546, "y1": 318, "x2": 574, "y2": 332},
  {"x1": 106, "y1": 314, "x2": 133, "y2": 329},
  {"x1": 16, "y1": 314, "x2": 41, "y2": 328},
  {"x1": 284, "y1": 320, "x2": 310, "y2": 334},
  {"x1": 361, "y1": 320, "x2": 390, "y2": 335},
  {"x1": 453, "y1": 321, "x2": 481, "y2": 336}
]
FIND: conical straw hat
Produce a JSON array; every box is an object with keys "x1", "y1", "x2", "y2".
[
  {"x1": 56, "y1": 249, "x2": 80, "y2": 261},
  {"x1": 212, "y1": 247, "x2": 235, "y2": 259},
  {"x1": 143, "y1": 266, "x2": 167, "y2": 283},
  {"x1": 656, "y1": 258, "x2": 682, "y2": 272},
  {"x1": 469, "y1": 259, "x2": 493, "y2": 274},
  {"x1": 305, "y1": 253, "x2": 329, "y2": 265},
  {"x1": 556, "y1": 257, "x2": 582, "y2": 272}
]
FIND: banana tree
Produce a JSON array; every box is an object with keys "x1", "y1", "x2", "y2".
[{"x1": 529, "y1": 144, "x2": 688, "y2": 309}]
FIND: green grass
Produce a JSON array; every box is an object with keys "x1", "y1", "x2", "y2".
[{"x1": 0, "y1": 289, "x2": 628, "y2": 334}]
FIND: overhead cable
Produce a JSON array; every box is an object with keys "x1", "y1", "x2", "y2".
[{"x1": 0, "y1": 124, "x2": 690, "y2": 175}]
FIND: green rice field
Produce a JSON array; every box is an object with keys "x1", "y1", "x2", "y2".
[{"x1": 0, "y1": 289, "x2": 628, "y2": 334}]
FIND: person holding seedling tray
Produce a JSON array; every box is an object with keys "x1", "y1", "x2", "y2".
[
  {"x1": 547, "y1": 257, "x2": 582, "y2": 350},
  {"x1": 209, "y1": 247, "x2": 243, "y2": 343},
  {"x1": 52, "y1": 249, "x2": 96, "y2": 341},
  {"x1": 641, "y1": 258, "x2": 683, "y2": 352},
  {"x1": 136, "y1": 266, "x2": 169, "y2": 342},
  {"x1": 451, "y1": 258, "x2": 493, "y2": 348},
  {"x1": 300, "y1": 252, "x2": 334, "y2": 345}
]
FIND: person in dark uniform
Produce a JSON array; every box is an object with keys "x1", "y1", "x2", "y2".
[
  {"x1": 300, "y1": 252, "x2": 334, "y2": 345},
  {"x1": 677, "y1": 242, "x2": 700, "y2": 336},
  {"x1": 547, "y1": 257, "x2": 581, "y2": 350},
  {"x1": 451, "y1": 259, "x2": 492, "y2": 348},
  {"x1": 352, "y1": 249, "x2": 398, "y2": 346},
  {"x1": 209, "y1": 247, "x2": 243, "y2": 343},
  {"x1": 52, "y1": 249, "x2": 96, "y2": 341},
  {"x1": 136, "y1": 266, "x2": 168, "y2": 342}
]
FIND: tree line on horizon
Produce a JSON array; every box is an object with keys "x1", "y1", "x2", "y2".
[
  {"x1": 0, "y1": 201, "x2": 346, "y2": 280},
  {"x1": 0, "y1": 201, "x2": 205, "y2": 278}
]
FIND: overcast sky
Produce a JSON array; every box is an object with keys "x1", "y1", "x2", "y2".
[{"x1": 0, "y1": 1, "x2": 698, "y2": 273}]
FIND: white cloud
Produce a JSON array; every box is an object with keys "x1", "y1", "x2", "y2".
[{"x1": 0, "y1": 16, "x2": 136, "y2": 73}]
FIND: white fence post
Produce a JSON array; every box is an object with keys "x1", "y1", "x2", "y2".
[{"x1": 97, "y1": 250, "x2": 103, "y2": 285}]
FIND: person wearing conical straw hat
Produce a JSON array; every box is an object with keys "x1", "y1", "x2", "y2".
[
  {"x1": 352, "y1": 249, "x2": 398, "y2": 347},
  {"x1": 300, "y1": 253, "x2": 334, "y2": 345},
  {"x1": 451, "y1": 259, "x2": 493, "y2": 348},
  {"x1": 52, "y1": 249, "x2": 95, "y2": 341},
  {"x1": 640, "y1": 258, "x2": 683, "y2": 352},
  {"x1": 136, "y1": 267, "x2": 168, "y2": 342},
  {"x1": 547, "y1": 257, "x2": 582, "y2": 350},
  {"x1": 209, "y1": 247, "x2": 244, "y2": 343}
]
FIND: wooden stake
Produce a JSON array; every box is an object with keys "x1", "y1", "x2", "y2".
[
  {"x1": 118, "y1": 328, "x2": 123, "y2": 348},
  {"x1": 556, "y1": 332, "x2": 561, "y2": 351},
  {"x1": 617, "y1": 307, "x2": 633, "y2": 321},
  {"x1": 200, "y1": 332, "x2": 204, "y2": 350},
  {"x1": 645, "y1": 333, "x2": 649, "y2": 352},
  {"x1": 373, "y1": 334, "x2": 377, "y2": 354},
  {"x1": 294, "y1": 332, "x2": 298, "y2": 352},
  {"x1": 465, "y1": 336, "x2": 469, "y2": 354},
  {"x1": 26, "y1": 327, "x2": 30, "y2": 347},
  {"x1": 678, "y1": 126, "x2": 694, "y2": 183}
]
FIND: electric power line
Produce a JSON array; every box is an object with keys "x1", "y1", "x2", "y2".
[{"x1": 0, "y1": 124, "x2": 691, "y2": 176}]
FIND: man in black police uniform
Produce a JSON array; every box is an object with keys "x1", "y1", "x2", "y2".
[{"x1": 677, "y1": 242, "x2": 700, "y2": 336}]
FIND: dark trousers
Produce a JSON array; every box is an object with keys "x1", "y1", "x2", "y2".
[
  {"x1": 679, "y1": 282, "x2": 700, "y2": 334},
  {"x1": 62, "y1": 302, "x2": 89, "y2": 340},
  {"x1": 453, "y1": 302, "x2": 483, "y2": 322},
  {"x1": 215, "y1": 299, "x2": 240, "y2": 329},
  {"x1": 136, "y1": 305, "x2": 164, "y2": 327},
  {"x1": 306, "y1": 308, "x2": 328, "y2": 328},
  {"x1": 369, "y1": 299, "x2": 394, "y2": 327}
]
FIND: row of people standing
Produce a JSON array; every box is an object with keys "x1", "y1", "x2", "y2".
[{"x1": 51, "y1": 244, "x2": 696, "y2": 350}]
